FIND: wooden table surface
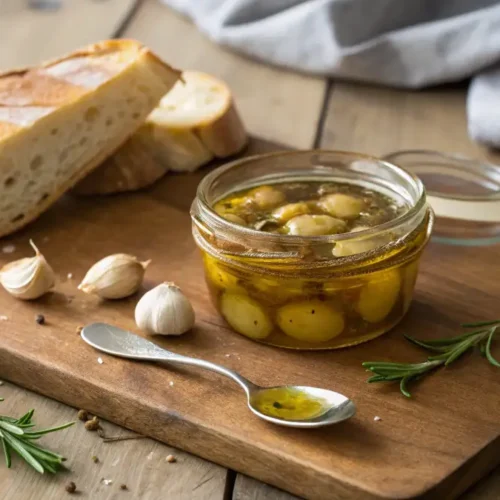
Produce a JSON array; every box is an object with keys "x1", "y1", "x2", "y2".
[{"x1": 1, "y1": 1, "x2": 499, "y2": 499}]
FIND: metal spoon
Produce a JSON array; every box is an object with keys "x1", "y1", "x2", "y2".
[{"x1": 81, "y1": 323, "x2": 356, "y2": 428}]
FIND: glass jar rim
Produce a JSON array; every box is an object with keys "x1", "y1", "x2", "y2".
[{"x1": 194, "y1": 149, "x2": 427, "y2": 245}]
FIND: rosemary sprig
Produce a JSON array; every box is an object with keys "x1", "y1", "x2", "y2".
[
  {"x1": 363, "y1": 320, "x2": 500, "y2": 397},
  {"x1": 0, "y1": 404, "x2": 74, "y2": 474}
]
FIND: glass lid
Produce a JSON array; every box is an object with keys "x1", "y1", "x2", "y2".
[{"x1": 382, "y1": 150, "x2": 500, "y2": 246}]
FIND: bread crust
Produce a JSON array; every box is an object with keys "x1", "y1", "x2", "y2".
[
  {"x1": 73, "y1": 71, "x2": 247, "y2": 196},
  {"x1": 0, "y1": 39, "x2": 181, "y2": 237}
]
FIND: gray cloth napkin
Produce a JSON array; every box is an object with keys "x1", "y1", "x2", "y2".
[{"x1": 161, "y1": 0, "x2": 500, "y2": 148}]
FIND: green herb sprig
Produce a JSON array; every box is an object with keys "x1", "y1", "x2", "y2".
[
  {"x1": 0, "y1": 404, "x2": 74, "y2": 474},
  {"x1": 363, "y1": 320, "x2": 500, "y2": 398}
]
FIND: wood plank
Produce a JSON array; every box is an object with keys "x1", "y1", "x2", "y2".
[
  {"x1": 320, "y1": 81, "x2": 500, "y2": 162},
  {"x1": 124, "y1": 0, "x2": 326, "y2": 148},
  {"x1": 0, "y1": 0, "x2": 137, "y2": 70},
  {"x1": 233, "y1": 475, "x2": 299, "y2": 500},
  {"x1": 0, "y1": 381, "x2": 227, "y2": 499},
  {"x1": 0, "y1": 136, "x2": 498, "y2": 499},
  {"x1": 233, "y1": 471, "x2": 500, "y2": 500}
]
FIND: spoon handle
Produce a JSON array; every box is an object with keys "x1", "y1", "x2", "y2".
[{"x1": 81, "y1": 323, "x2": 256, "y2": 395}]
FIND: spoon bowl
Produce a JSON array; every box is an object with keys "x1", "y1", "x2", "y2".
[
  {"x1": 248, "y1": 385, "x2": 355, "y2": 428},
  {"x1": 81, "y1": 323, "x2": 355, "y2": 428}
]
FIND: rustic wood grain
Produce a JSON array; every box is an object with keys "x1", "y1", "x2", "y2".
[
  {"x1": 234, "y1": 470, "x2": 500, "y2": 500},
  {"x1": 0, "y1": 135, "x2": 498, "y2": 499},
  {"x1": 123, "y1": 0, "x2": 326, "y2": 148},
  {"x1": 320, "y1": 81, "x2": 500, "y2": 163},
  {"x1": 234, "y1": 475, "x2": 300, "y2": 500},
  {"x1": 0, "y1": 381, "x2": 227, "y2": 499},
  {"x1": 0, "y1": 0, "x2": 137, "y2": 70}
]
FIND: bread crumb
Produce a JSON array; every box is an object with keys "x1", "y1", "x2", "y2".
[
  {"x1": 120, "y1": 484, "x2": 127, "y2": 490},
  {"x1": 76, "y1": 326, "x2": 83, "y2": 334},
  {"x1": 0, "y1": 315, "x2": 8, "y2": 321},
  {"x1": 97, "y1": 357, "x2": 103, "y2": 365},
  {"x1": 169, "y1": 381, "x2": 174, "y2": 387},
  {"x1": 166, "y1": 454, "x2": 176, "y2": 463},
  {"x1": 2, "y1": 244, "x2": 15, "y2": 254},
  {"x1": 102, "y1": 479, "x2": 113, "y2": 486},
  {"x1": 374, "y1": 416, "x2": 382, "y2": 422},
  {"x1": 67, "y1": 273, "x2": 73, "y2": 279}
]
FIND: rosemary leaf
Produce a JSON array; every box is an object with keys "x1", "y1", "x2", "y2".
[
  {"x1": 17, "y1": 410, "x2": 35, "y2": 426},
  {"x1": 486, "y1": 327, "x2": 500, "y2": 368},
  {"x1": 444, "y1": 336, "x2": 480, "y2": 366},
  {"x1": 0, "y1": 403, "x2": 74, "y2": 474},
  {"x1": 405, "y1": 329, "x2": 485, "y2": 348},
  {"x1": 400, "y1": 377, "x2": 413, "y2": 398},
  {"x1": 0, "y1": 421, "x2": 24, "y2": 436},
  {"x1": 363, "y1": 320, "x2": 500, "y2": 397},
  {"x1": 462, "y1": 320, "x2": 500, "y2": 328},
  {"x1": 2, "y1": 432, "x2": 44, "y2": 474},
  {"x1": 1, "y1": 439, "x2": 10, "y2": 469}
]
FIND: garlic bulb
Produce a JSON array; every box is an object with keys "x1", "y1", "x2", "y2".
[
  {"x1": 0, "y1": 240, "x2": 55, "y2": 300},
  {"x1": 78, "y1": 254, "x2": 150, "y2": 299},
  {"x1": 135, "y1": 282, "x2": 195, "y2": 335}
]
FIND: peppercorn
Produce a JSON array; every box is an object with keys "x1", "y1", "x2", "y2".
[
  {"x1": 77, "y1": 409, "x2": 89, "y2": 421},
  {"x1": 35, "y1": 314, "x2": 45, "y2": 325},
  {"x1": 65, "y1": 481, "x2": 76, "y2": 494},
  {"x1": 84, "y1": 416, "x2": 100, "y2": 431}
]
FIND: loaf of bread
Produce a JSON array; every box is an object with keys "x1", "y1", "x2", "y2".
[
  {"x1": 0, "y1": 40, "x2": 180, "y2": 237},
  {"x1": 73, "y1": 71, "x2": 248, "y2": 195}
]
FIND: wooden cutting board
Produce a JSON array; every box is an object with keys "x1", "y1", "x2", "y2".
[{"x1": 0, "y1": 139, "x2": 499, "y2": 500}]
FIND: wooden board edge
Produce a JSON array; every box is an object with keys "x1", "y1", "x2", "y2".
[
  {"x1": 0, "y1": 345, "x2": 391, "y2": 500},
  {"x1": 418, "y1": 437, "x2": 500, "y2": 500},
  {"x1": 2, "y1": 343, "x2": 496, "y2": 500}
]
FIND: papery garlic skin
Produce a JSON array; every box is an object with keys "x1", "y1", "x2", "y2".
[
  {"x1": 0, "y1": 240, "x2": 55, "y2": 300},
  {"x1": 135, "y1": 282, "x2": 195, "y2": 336},
  {"x1": 79, "y1": 254, "x2": 150, "y2": 299}
]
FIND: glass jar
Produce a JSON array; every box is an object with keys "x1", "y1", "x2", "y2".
[{"x1": 191, "y1": 151, "x2": 433, "y2": 350}]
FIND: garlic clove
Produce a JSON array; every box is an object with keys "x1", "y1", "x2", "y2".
[
  {"x1": 135, "y1": 282, "x2": 195, "y2": 336},
  {"x1": 0, "y1": 240, "x2": 55, "y2": 300},
  {"x1": 78, "y1": 253, "x2": 150, "y2": 300}
]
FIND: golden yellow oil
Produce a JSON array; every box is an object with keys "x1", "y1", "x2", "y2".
[{"x1": 251, "y1": 388, "x2": 329, "y2": 421}]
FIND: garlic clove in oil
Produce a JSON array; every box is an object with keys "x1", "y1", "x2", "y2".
[
  {"x1": 0, "y1": 240, "x2": 55, "y2": 300},
  {"x1": 78, "y1": 253, "x2": 150, "y2": 299},
  {"x1": 135, "y1": 282, "x2": 195, "y2": 336}
]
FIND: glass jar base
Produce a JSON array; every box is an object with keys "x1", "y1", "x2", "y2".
[{"x1": 231, "y1": 317, "x2": 404, "y2": 351}]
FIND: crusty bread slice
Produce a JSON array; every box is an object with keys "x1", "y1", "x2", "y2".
[
  {"x1": 0, "y1": 39, "x2": 180, "y2": 237},
  {"x1": 73, "y1": 71, "x2": 248, "y2": 195}
]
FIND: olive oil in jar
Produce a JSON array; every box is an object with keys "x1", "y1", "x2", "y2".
[
  {"x1": 200, "y1": 180, "x2": 429, "y2": 349},
  {"x1": 214, "y1": 181, "x2": 406, "y2": 235}
]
